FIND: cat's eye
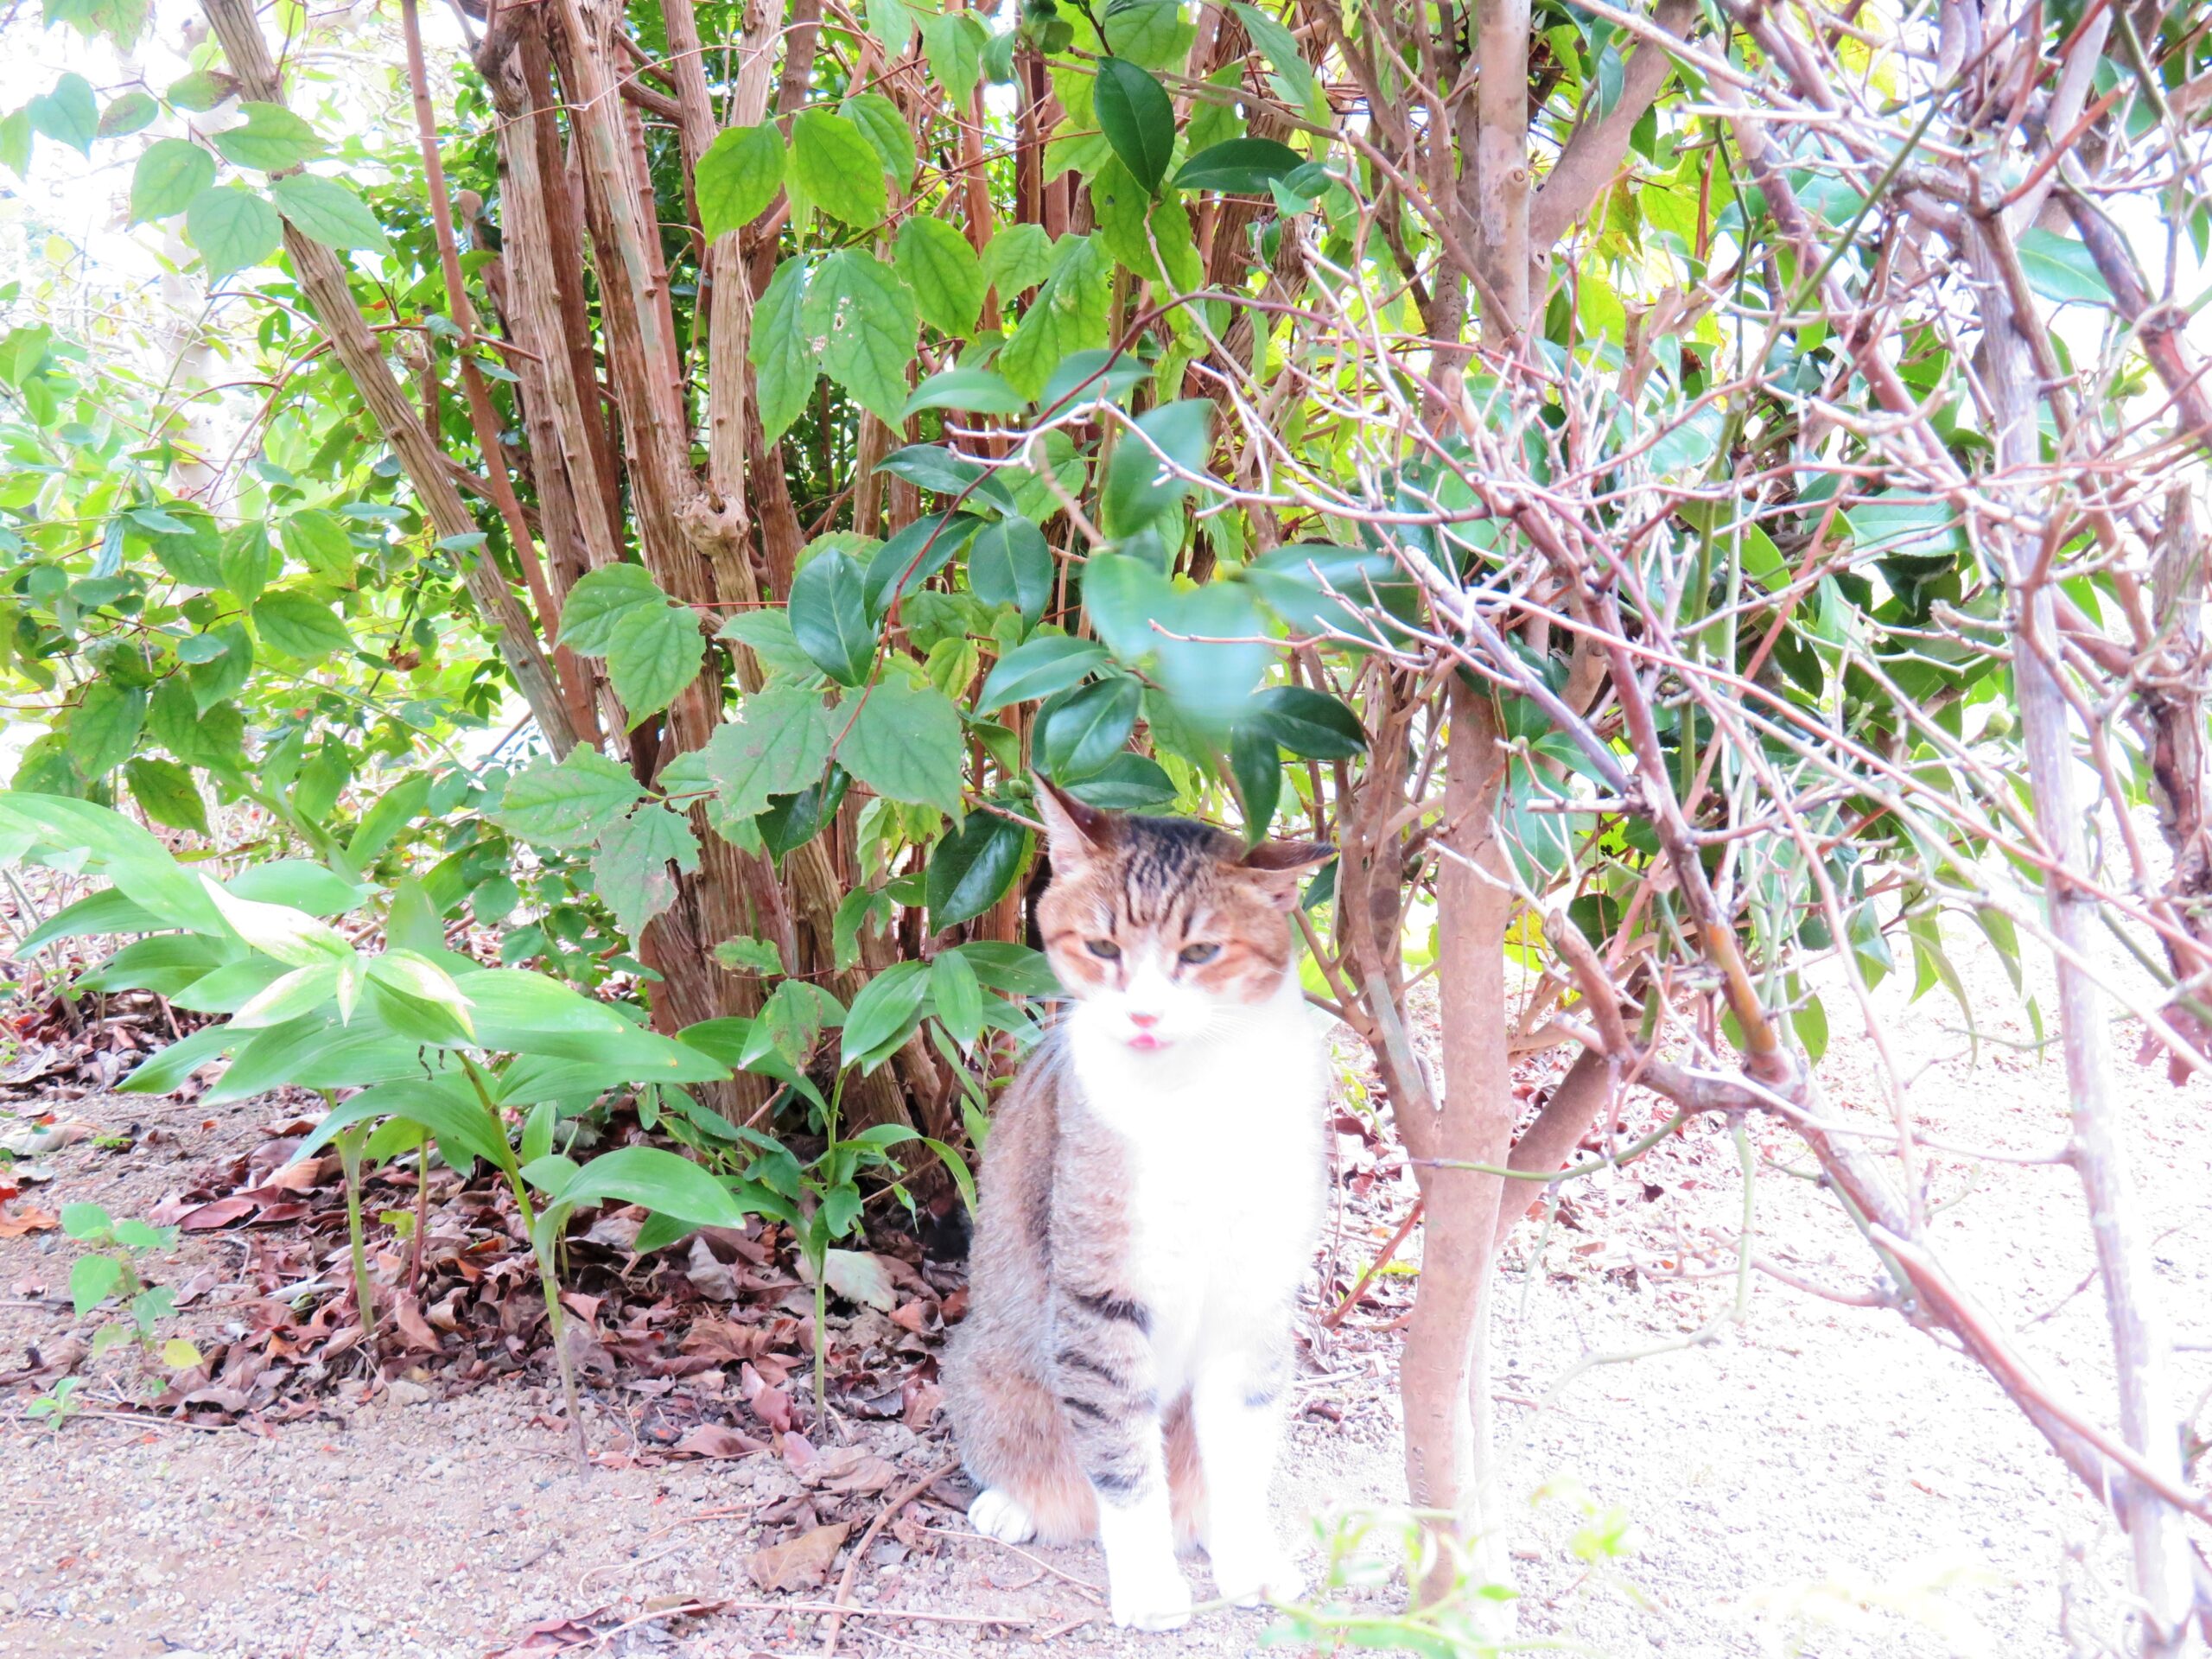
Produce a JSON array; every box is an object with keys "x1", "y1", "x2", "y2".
[
  {"x1": 1086, "y1": 938, "x2": 1122, "y2": 960},
  {"x1": 1179, "y1": 943, "x2": 1221, "y2": 965}
]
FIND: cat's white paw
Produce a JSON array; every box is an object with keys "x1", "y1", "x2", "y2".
[
  {"x1": 1108, "y1": 1554, "x2": 1194, "y2": 1631},
  {"x1": 968, "y1": 1488, "x2": 1037, "y2": 1544},
  {"x1": 1208, "y1": 1531, "x2": 1305, "y2": 1607}
]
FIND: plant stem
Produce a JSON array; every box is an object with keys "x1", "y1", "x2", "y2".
[
  {"x1": 332, "y1": 1102, "x2": 377, "y2": 1365},
  {"x1": 461, "y1": 1055, "x2": 588, "y2": 1466}
]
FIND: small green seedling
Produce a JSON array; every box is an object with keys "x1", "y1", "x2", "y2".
[
  {"x1": 25, "y1": 1375, "x2": 81, "y2": 1428},
  {"x1": 61, "y1": 1203, "x2": 198, "y2": 1372}
]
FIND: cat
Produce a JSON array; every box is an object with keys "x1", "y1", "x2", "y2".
[{"x1": 942, "y1": 778, "x2": 1334, "y2": 1630}]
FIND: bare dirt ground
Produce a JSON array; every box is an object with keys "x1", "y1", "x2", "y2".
[{"x1": 0, "y1": 929, "x2": 2204, "y2": 1659}]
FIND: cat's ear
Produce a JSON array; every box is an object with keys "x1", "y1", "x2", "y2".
[
  {"x1": 1033, "y1": 774, "x2": 1114, "y2": 870},
  {"x1": 1238, "y1": 838, "x2": 1335, "y2": 909}
]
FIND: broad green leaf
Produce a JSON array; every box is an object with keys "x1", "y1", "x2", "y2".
[
  {"x1": 493, "y1": 748, "x2": 645, "y2": 848},
  {"x1": 347, "y1": 770, "x2": 432, "y2": 862},
  {"x1": 702, "y1": 685, "x2": 833, "y2": 817},
  {"x1": 1058, "y1": 750, "x2": 1178, "y2": 809},
  {"x1": 28, "y1": 73, "x2": 98, "y2": 155},
  {"x1": 1092, "y1": 157, "x2": 1202, "y2": 290},
  {"x1": 802, "y1": 248, "x2": 918, "y2": 426},
  {"x1": 696, "y1": 122, "x2": 785, "y2": 239},
  {"x1": 917, "y1": 9, "x2": 987, "y2": 105},
  {"x1": 185, "y1": 623, "x2": 252, "y2": 710},
  {"x1": 981, "y1": 221, "x2": 1054, "y2": 298},
  {"x1": 716, "y1": 608, "x2": 822, "y2": 682},
  {"x1": 2016, "y1": 228, "x2": 2111, "y2": 305},
  {"x1": 267, "y1": 173, "x2": 388, "y2": 252},
  {"x1": 166, "y1": 70, "x2": 233, "y2": 112},
  {"x1": 1248, "y1": 685, "x2": 1367, "y2": 758},
  {"x1": 124, "y1": 757, "x2": 207, "y2": 835},
  {"x1": 864, "y1": 512, "x2": 983, "y2": 617},
  {"x1": 279, "y1": 508, "x2": 354, "y2": 586},
  {"x1": 836, "y1": 676, "x2": 966, "y2": 817},
  {"x1": 1092, "y1": 59, "x2": 1175, "y2": 194},
  {"x1": 1174, "y1": 137, "x2": 1304, "y2": 194},
  {"x1": 543, "y1": 1145, "x2": 752, "y2": 1231},
  {"x1": 187, "y1": 186, "x2": 283, "y2": 281},
  {"x1": 1230, "y1": 3, "x2": 1316, "y2": 105},
  {"x1": 901, "y1": 365, "x2": 1024, "y2": 420},
  {"x1": 1038, "y1": 676, "x2": 1141, "y2": 779},
  {"x1": 252, "y1": 589, "x2": 353, "y2": 660},
  {"x1": 1229, "y1": 723, "x2": 1281, "y2": 837},
  {"x1": 67, "y1": 683, "x2": 146, "y2": 780},
  {"x1": 1243, "y1": 542, "x2": 1416, "y2": 644},
  {"x1": 927, "y1": 810, "x2": 1033, "y2": 930},
  {"x1": 558, "y1": 563, "x2": 664, "y2": 652},
  {"x1": 750, "y1": 257, "x2": 817, "y2": 443},
  {"x1": 130, "y1": 137, "x2": 214, "y2": 224},
  {"x1": 604, "y1": 601, "x2": 704, "y2": 723},
  {"x1": 71, "y1": 1253, "x2": 122, "y2": 1317},
  {"x1": 842, "y1": 92, "x2": 917, "y2": 183},
  {"x1": 978, "y1": 634, "x2": 1109, "y2": 710},
  {"x1": 842, "y1": 959, "x2": 931, "y2": 1067},
  {"x1": 969, "y1": 516, "x2": 1054, "y2": 623},
  {"x1": 951, "y1": 939, "x2": 1063, "y2": 997},
  {"x1": 930, "y1": 946, "x2": 985, "y2": 1046},
  {"x1": 219, "y1": 523, "x2": 272, "y2": 602},
  {"x1": 592, "y1": 802, "x2": 702, "y2": 937},
  {"x1": 759, "y1": 762, "x2": 849, "y2": 858},
  {"x1": 894, "y1": 217, "x2": 986, "y2": 338},
  {"x1": 98, "y1": 89, "x2": 157, "y2": 137},
  {"x1": 790, "y1": 109, "x2": 887, "y2": 227},
  {"x1": 200, "y1": 874, "x2": 353, "y2": 968},
  {"x1": 1102, "y1": 397, "x2": 1212, "y2": 535},
  {"x1": 20, "y1": 887, "x2": 163, "y2": 953},
  {"x1": 999, "y1": 235, "x2": 1110, "y2": 401},
  {"x1": 209, "y1": 101, "x2": 322, "y2": 171},
  {"x1": 231, "y1": 961, "x2": 341, "y2": 1028},
  {"x1": 789, "y1": 549, "x2": 876, "y2": 685}
]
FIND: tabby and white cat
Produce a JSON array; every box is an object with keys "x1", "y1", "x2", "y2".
[{"x1": 943, "y1": 780, "x2": 1334, "y2": 1630}]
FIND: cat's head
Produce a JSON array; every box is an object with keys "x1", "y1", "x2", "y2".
[{"x1": 1033, "y1": 777, "x2": 1332, "y2": 1052}]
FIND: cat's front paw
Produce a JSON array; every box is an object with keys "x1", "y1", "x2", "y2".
[
  {"x1": 1108, "y1": 1555, "x2": 1194, "y2": 1630},
  {"x1": 1208, "y1": 1532, "x2": 1305, "y2": 1607},
  {"x1": 968, "y1": 1488, "x2": 1037, "y2": 1544}
]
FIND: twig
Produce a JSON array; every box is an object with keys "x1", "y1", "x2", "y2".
[
  {"x1": 1322, "y1": 1200, "x2": 1424, "y2": 1329},
  {"x1": 818, "y1": 1459, "x2": 959, "y2": 1656}
]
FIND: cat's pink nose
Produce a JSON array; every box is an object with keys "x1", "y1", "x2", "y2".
[{"x1": 1128, "y1": 1012, "x2": 1160, "y2": 1028}]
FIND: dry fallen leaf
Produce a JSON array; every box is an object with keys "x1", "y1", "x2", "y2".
[
  {"x1": 0, "y1": 1205, "x2": 59, "y2": 1237},
  {"x1": 670, "y1": 1423, "x2": 763, "y2": 1460},
  {"x1": 820, "y1": 1249, "x2": 897, "y2": 1312},
  {"x1": 747, "y1": 1522, "x2": 849, "y2": 1592},
  {"x1": 819, "y1": 1454, "x2": 898, "y2": 1497}
]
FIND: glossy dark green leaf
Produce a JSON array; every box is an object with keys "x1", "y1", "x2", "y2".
[
  {"x1": 1173, "y1": 137, "x2": 1305, "y2": 194},
  {"x1": 864, "y1": 512, "x2": 982, "y2": 618},
  {"x1": 978, "y1": 634, "x2": 1109, "y2": 711},
  {"x1": 1093, "y1": 58, "x2": 1175, "y2": 194},
  {"x1": 789, "y1": 550, "x2": 876, "y2": 685},
  {"x1": 969, "y1": 517, "x2": 1054, "y2": 624},
  {"x1": 1248, "y1": 685, "x2": 1367, "y2": 759},
  {"x1": 1057, "y1": 751, "x2": 1178, "y2": 810},
  {"x1": 1102, "y1": 398, "x2": 1212, "y2": 537},
  {"x1": 1037, "y1": 676, "x2": 1141, "y2": 779},
  {"x1": 759, "y1": 761, "x2": 850, "y2": 859},
  {"x1": 926, "y1": 810, "x2": 1033, "y2": 928},
  {"x1": 1228, "y1": 724, "x2": 1281, "y2": 840}
]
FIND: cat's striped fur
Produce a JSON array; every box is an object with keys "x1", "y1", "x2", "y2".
[{"x1": 943, "y1": 780, "x2": 1332, "y2": 1630}]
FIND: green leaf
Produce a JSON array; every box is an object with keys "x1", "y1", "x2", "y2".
[
  {"x1": 279, "y1": 508, "x2": 355, "y2": 586},
  {"x1": 802, "y1": 248, "x2": 918, "y2": 426},
  {"x1": 1058, "y1": 750, "x2": 1178, "y2": 809},
  {"x1": 1228, "y1": 723, "x2": 1281, "y2": 837},
  {"x1": 789, "y1": 550, "x2": 877, "y2": 686},
  {"x1": 1243, "y1": 542, "x2": 1416, "y2": 644},
  {"x1": 750, "y1": 257, "x2": 817, "y2": 443},
  {"x1": 790, "y1": 109, "x2": 887, "y2": 226},
  {"x1": 999, "y1": 235, "x2": 1110, "y2": 401},
  {"x1": 978, "y1": 634, "x2": 1109, "y2": 710},
  {"x1": 186, "y1": 623, "x2": 252, "y2": 710},
  {"x1": 70, "y1": 1253, "x2": 122, "y2": 1317},
  {"x1": 865, "y1": 512, "x2": 982, "y2": 617},
  {"x1": 696, "y1": 122, "x2": 785, "y2": 239},
  {"x1": 901, "y1": 365, "x2": 1024, "y2": 420},
  {"x1": 29, "y1": 73, "x2": 98, "y2": 156},
  {"x1": 20, "y1": 887, "x2": 162, "y2": 953},
  {"x1": 1101, "y1": 0, "x2": 1191, "y2": 67},
  {"x1": 1092, "y1": 156, "x2": 1202, "y2": 289},
  {"x1": 969, "y1": 516, "x2": 1054, "y2": 623},
  {"x1": 0, "y1": 111, "x2": 29, "y2": 181},
  {"x1": 702, "y1": 685, "x2": 834, "y2": 817},
  {"x1": 558, "y1": 563, "x2": 664, "y2": 652},
  {"x1": 67, "y1": 683, "x2": 146, "y2": 780},
  {"x1": 125, "y1": 757, "x2": 208, "y2": 835},
  {"x1": 267, "y1": 173, "x2": 387, "y2": 252},
  {"x1": 842, "y1": 92, "x2": 917, "y2": 184},
  {"x1": 981, "y1": 221, "x2": 1055, "y2": 298},
  {"x1": 98, "y1": 89, "x2": 157, "y2": 137},
  {"x1": 543, "y1": 1146, "x2": 752, "y2": 1233},
  {"x1": 592, "y1": 802, "x2": 702, "y2": 937},
  {"x1": 951, "y1": 939, "x2": 1062, "y2": 997},
  {"x1": 252, "y1": 589, "x2": 353, "y2": 660},
  {"x1": 931, "y1": 947, "x2": 985, "y2": 1046},
  {"x1": 837, "y1": 676, "x2": 966, "y2": 817},
  {"x1": 1230, "y1": 3, "x2": 1316, "y2": 105},
  {"x1": 927, "y1": 810, "x2": 1032, "y2": 930},
  {"x1": 917, "y1": 9, "x2": 987, "y2": 105},
  {"x1": 165, "y1": 70, "x2": 233, "y2": 112},
  {"x1": 1174, "y1": 137, "x2": 1304, "y2": 194},
  {"x1": 219, "y1": 523, "x2": 272, "y2": 602},
  {"x1": 209, "y1": 101, "x2": 322, "y2": 171},
  {"x1": 1248, "y1": 685, "x2": 1366, "y2": 759},
  {"x1": 1039, "y1": 676, "x2": 1141, "y2": 779},
  {"x1": 1092, "y1": 59, "x2": 1175, "y2": 194},
  {"x1": 493, "y1": 748, "x2": 645, "y2": 848},
  {"x1": 1102, "y1": 397, "x2": 1212, "y2": 536},
  {"x1": 715, "y1": 935, "x2": 785, "y2": 975},
  {"x1": 187, "y1": 185, "x2": 283, "y2": 281},
  {"x1": 604, "y1": 600, "x2": 704, "y2": 723},
  {"x1": 129, "y1": 137, "x2": 214, "y2": 224},
  {"x1": 200, "y1": 874, "x2": 353, "y2": 969},
  {"x1": 842, "y1": 960, "x2": 931, "y2": 1067},
  {"x1": 894, "y1": 217, "x2": 986, "y2": 338},
  {"x1": 2016, "y1": 228, "x2": 2111, "y2": 305}
]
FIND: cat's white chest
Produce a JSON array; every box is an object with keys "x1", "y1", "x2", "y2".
[{"x1": 1069, "y1": 988, "x2": 1329, "y2": 1388}]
